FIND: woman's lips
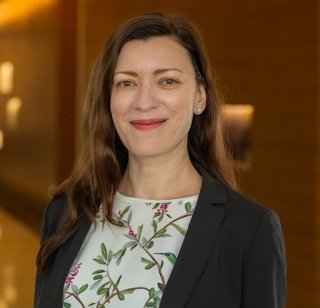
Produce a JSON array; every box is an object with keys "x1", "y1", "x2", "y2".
[{"x1": 130, "y1": 119, "x2": 167, "y2": 131}]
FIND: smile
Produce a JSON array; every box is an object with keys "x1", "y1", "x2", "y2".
[{"x1": 130, "y1": 119, "x2": 167, "y2": 131}]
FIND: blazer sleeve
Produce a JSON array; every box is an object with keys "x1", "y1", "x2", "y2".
[
  {"x1": 242, "y1": 209, "x2": 287, "y2": 308},
  {"x1": 34, "y1": 201, "x2": 51, "y2": 307},
  {"x1": 34, "y1": 196, "x2": 67, "y2": 308}
]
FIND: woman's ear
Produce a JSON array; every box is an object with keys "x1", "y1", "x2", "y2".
[{"x1": 194, "y1": 84, "x2": 206, "y2": 115}]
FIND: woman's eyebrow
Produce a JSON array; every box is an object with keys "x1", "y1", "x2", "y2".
[
  {"x1": 113, "y1": 68, "x2": 183, "y2": 76},
  {"x1": 113, "y1": 70, "x2": 138, "y2": 76},
  {"x1": 153, "y1": 68, "x2": 183, "y2": 75}
]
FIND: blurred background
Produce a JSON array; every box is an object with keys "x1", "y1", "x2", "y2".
[{"x1": 0, "y1": 0, "x2": 319, "y2": 307}]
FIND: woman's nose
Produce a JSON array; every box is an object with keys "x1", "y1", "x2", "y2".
[{"x1": 134, "y1": 84, "x2": 159, "y2": 111}]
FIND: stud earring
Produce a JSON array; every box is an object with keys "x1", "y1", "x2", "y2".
[{"x1": 196, "y1": 106, "x2": 203, "y2": 115}]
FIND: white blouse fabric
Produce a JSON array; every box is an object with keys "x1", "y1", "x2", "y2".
[{"x1": 62, "y1": 192, "x2": 198, "y2": 308}]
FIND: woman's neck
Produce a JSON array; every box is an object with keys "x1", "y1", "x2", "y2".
[{"x1": 118, "y1": 153, "x2": 202, "y2": 200}]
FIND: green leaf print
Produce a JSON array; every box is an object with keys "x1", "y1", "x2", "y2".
[
  {"x1": 147, "y1": 241, "x2": 154, "y2": 249},
  {"x1": 124, "y1": 234, "x2": 137, "y2": 240},
  {"x1": 101, "y1": 243, "x2": 107, "y2": 259},
  {"x1": 152, "y1": 203, "x2": 160, "y2": 209},
  {"x1": 89, "y1": 278, "x2": 102, "y2": 290},
  {"x1": 141, "y1": 237, "x2": 148, "y2": 247},
  {"x1": 149, "y1": 288, "x2": 156, "y2": 297},
  {"x1": 93, "y1": 274, "x2": 103, "y2": 280},
  {"x1": 152, "y1": 220, "x2": 158, "y2": 233},
  {"x1": 119, "y1": 206, "x2": 130, "y2": 220},
  {"x1": 145, "y1": 263, "x2": 156, "y2": 270},
  {"x1": 108, "y1": 250, "x2": 113, "y2": 263},
  {"x1": 141, "y1": 257, "x2": 156, "y2": 269},
  {"x1": 71, "y1": 284, "x2": 79, "y2": 295},
  {"x1": 63, "y1": 303, "x2": 71, "y2": 308},
  {"x1": 115, "y1": 275, "x2": 122, "y2": 287},
  {"x1": 172, "y1": 223, "x2": 187, "y2": 236},
  {"x1": 117, "y1": 292, "x2": 125, "y2": 300},
  {"x1": 93, "y1": 257, "x2": 107, "y2": 265},
  {"x1": 130, "y1": 243, "x2": 138, "y2": 251},
  {"x1": 97, "y1": 282, "x2": 110, "y2": 295},
  {"x1": 157, "y1": 228, "x2": 167, "y2": 235},
  {"x1": 185, "y1": 202, "x2": 192, "y2": 212},
  {"x1": 155, "y1": 253, "x2": 177, "y2": 266},
  {"x1": 137, "y1": 224, "x2": 143, "y2": 240},
  {"x1": 92, "y1": 269, "x2": 104, "y2": 275},
  {"x1": 113, "y1": 248, "x2": 124, "y2": 258},
  {"x1": 123, "y1": 241, "x2": 137, "y2": 249},
  {"x1": 127, "y1": 210, "x2": 132, "y2": 223},
  {"x1": 112, "y1": 212, "x2": 118, "y2": 221},
  {"x1": 79, "y1": 284, "x2": 88, "y2": 294},
  {"x1": 158, "y1": 213, "x2": 164, "y2": 223},
  {"x1": 141, "y1": 257, "x2": 153, "y2": 264},
  {"x1": 115, "y1": 249, "x2": 127, "y2": 265}
]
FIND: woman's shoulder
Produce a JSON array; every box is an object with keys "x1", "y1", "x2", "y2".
[
  {"x1": 41, "y1": 195, "x2": 68, "y2": 237},
  {"x1": 200, "y1": 166, "x2": 280, "y2": 227},
  {"x1": 46, "y1": 195, "x2": 68, "y2": 218},
  {"x1": 222, "y1": 186, "x2": 283, "y2": 237},
  {"x1": 225, "y1": 186, "x2": 275, "y2": 215}
]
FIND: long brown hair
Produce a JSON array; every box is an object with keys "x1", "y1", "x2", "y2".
[{"x1": 37, "y1": 12, "x2": 236, "y2": 272}]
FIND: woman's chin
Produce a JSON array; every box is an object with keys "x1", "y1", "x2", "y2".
[{"x1": 127, "y1": 144, "x2": 169, "y2": 160}]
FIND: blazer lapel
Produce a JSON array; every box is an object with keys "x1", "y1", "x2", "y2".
[
  {"x1": 43, "y1": 217, "x2": 92, "y2": 307},
  {"x1": 160, "y1": 169, "x2": 227, "y2": 308}
]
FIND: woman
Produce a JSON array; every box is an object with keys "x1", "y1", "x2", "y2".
[{"x1": 35, "y1": 13, "x2": 286, "y2": 308}]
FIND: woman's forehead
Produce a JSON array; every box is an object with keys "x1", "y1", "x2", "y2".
[{"x1": 114, "y1": 37, "x2": 194, "y2": 73}]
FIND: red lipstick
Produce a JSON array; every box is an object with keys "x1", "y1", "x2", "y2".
[{"x1": 130, "y1": 119, "x2": 167, "y2": 131}]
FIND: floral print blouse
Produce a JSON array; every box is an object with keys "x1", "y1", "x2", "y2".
[{"x1": 62, "y1": 192, "x2": 198, "y2": 308}]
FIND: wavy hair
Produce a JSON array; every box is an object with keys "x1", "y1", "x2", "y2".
[{"x1": 37, "y1": 12, "x2": 236, "y2": 272}]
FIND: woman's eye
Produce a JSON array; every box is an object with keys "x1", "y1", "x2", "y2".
[
  {"x1": 116, "y1": 80, "x2": 135, "y2": 87},
  {"x1": 160, "y1": 78, "x2": 179, "y2": 86}
]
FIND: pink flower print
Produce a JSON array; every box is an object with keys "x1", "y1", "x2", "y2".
[
  {"x1": 128, "y1": 230, "x2": 137, "y2": 238},
  {"x1": 65, "y1": 262, "x2": 82, "y2": 288},
  {"x1": 118, "y1": 210, "x2": 122, "y2": 216},
  {"x1": 154, "y1": 203, "x2": 169, "y2": 217},
  {"x1": 160, "y1": 203, "x2": 168, "y2": 212},
  {"x1": 154, "y1": 209, "x2": 161, "y2": 217}
]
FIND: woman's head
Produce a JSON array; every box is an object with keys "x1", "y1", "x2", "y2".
[{"x1": 84, "y1": 12, "x2": 230, "y2": 180}]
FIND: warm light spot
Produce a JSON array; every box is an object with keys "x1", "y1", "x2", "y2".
[
  {"x1": 0, "y1": 130, "x2": 3, "y2": 150},
  {"x1": 3, "y1": 286, "x2": 17, "y2": 304},
  {"x1": 0, "y1": 0, "x2": 56, "y2": 26},
  {"x1": 223, "y1": 104, "x2": 255, "y2": 131},
  {"x1": 223, "y1": 104, "x2": 255, "y2": 167},
  {"x1": 0, "y1": 299, "x2": 9, "y2": 308},
  {"x1": 6, "y1": 97, "x2": 22, "y2": 129},
  {"x1": 2, "y1": 265, "x2": 17, "y2": 304},
  {"x1": 0, "y1": 62, "x2": 14, "y2": 94}
]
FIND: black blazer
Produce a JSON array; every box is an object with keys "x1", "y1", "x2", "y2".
[{"x1": 34, "y1": 168, "x2": 286, "y2": 308}]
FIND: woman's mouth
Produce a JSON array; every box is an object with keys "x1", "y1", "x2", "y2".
[{"x1": 130, "y1": 119, "x2": 167, "y2": 131}]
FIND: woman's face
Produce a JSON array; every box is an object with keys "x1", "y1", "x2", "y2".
[{"x1": 110, "y1": 36, "x2": 206, "y2": 161}]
